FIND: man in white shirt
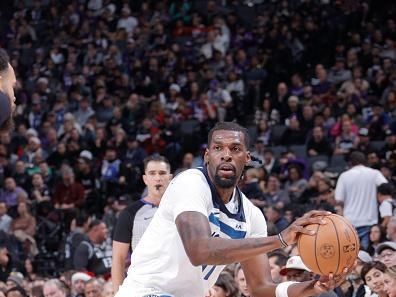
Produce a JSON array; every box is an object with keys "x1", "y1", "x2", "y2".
[
  {"x1": 335, "y1": 151, "x2": 387, "y2": 250},
  {"x1": 377, "y1": 183, "x2": 395, "y2": 228},
  {"x1": 116, "y1": 122, "x2": 346, "y2": 297}
]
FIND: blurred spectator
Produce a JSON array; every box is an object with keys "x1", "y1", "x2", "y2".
[
  {"x1": 335, "y1": 151, "x2": 387, "y2": 250},
  {"x1": 11, "y1": 201, "x2": 38, "y2": 256},
  {"x1": 0, "y1": 245, "x2": 11, "y2": 282},
  {"x1": 0, "y1": 202, "x2": 11, "y2": 233},
  {"x1": 64, "y1": 211, "x2": 90, "y2": 270},
  {"x1": 368, "y1": 224, "x2": 386, "y2": 256},
  {"x1": 84, "y1": 278, "x2": 102, "y2": 297},
  {"x1": 234, "y1": 264, "x2": 250, "y2": 297},
  {"x1": 0, "y1": 177, "x2": 28, "y2": 213},
  {"x1": 268, "y1": 251, "x2": 288, "y2": 283},
  {"x1": 280, "y1": 116, "x2": 305, "y2": 146},
  {"x1": 377, "y1": 183, "x2": 395, "y2": 228},
  {"x1": 386, "y1": 217, "x2": 396, "y2": 242},
  {"x1": 377, "y1": 242, "x2": 396, "y2": 268},
  {"x1": 264, "y1": 206, "x2": 289, "y2": 233},
  {"x1": 263, "y1": 174, "x2": 290, "y2": 209},
  {"x1": 284, "y1": 164, "x2": 308, "y2": 204},
  {"x1": 42, "y1": 279, "x2": 67, "y2": 297},
  {"x1": 73, "y1": 220, "x2": 111, "y2": 277},
  {"x1": 207, "y1": 272, "x2": 240, "y2": 297},
  {"x1": 306, "y1": 126, "x2": 332, "y2": 157},
  {"x1": 71, "y1": 272, "x2": 91, "y2": 297},
  {"x1": 383, "y1": 265, "x2": 396, "y2": 297}
]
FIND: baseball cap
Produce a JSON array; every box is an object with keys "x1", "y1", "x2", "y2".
[
  {"x1": 169, "y1": 83, "x2": 180, "y2": 93},
  {"x1": 79, "y1": 150, "x2": 93, "y2": 161},
  {"x1": 357, "y1": 250, "x2": 372, "y2": 263},
  {"x1": 358, "y1": 128, "x2": 369, "y2": 137},
  {"x1": 0, "y1": 91, "x2": 11, "y2": 127},
  {"x1": 7, "y1": 271, "x2": 24, "y2": 287},
  {"x1": 376, "y1": 241, "x2": 396, "y2": 255},
  {"x1": 279, "y1": 256, "x2": 311, "y2": 275}
]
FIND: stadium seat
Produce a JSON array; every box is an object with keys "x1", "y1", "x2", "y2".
[
  {"x1": 308, "y1": 155, "x2": 329, "y2": 171},
  {"x1": 270, "y1": 125, "x2": 287, "y2": 145},
  {"x1": 369, "y1": 141, "x2": 386, "y2": 152},
  {"x1": 330, "y1": 155, "x2": 347, "y2": 169},
  {"x1": 289, "y1": 145, "x2": 307, "y2": 159}
]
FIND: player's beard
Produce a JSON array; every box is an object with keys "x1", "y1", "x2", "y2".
[
  {"x1": 214, "y1": 166, "x2": 238, "y2": 189},
  {"x1": 0, "y1": 116, "x2": 14, "y2": 132}
]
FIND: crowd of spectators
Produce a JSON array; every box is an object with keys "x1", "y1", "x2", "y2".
[{"x1": 1, "y1": 0, "x2": 396, "y2": 296}]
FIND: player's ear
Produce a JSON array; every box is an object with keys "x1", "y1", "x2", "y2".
[
  {"x1": 246, "y1": 151, "x2": 251, "y2": 164},
  {"x1": 204, "y1": 149, "x2": 209, "y2": 165}
]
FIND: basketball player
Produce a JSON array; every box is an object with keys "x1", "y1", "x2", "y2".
[
  {"x1": 112, "y1": 155, "x2": 172, "y2": 292},
  {"x1": 0, "y1": 49, "x2": 17, "y2": 132},
  {"x1": 115, "y1": 122, "x2": 346, "y2": 297}
]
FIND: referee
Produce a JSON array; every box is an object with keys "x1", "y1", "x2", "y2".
[{"x1": 111, "y1": 155, "x2": 172, "y2": 292}]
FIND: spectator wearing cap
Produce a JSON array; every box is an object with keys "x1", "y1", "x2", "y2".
[
  {"x1": 335, "y1": 151, "x2": 387, "y2": 250},
  {"x1": 75, "y1": 150, "x2": 99, "y2": 215},
  {"x1": 306, "y1": 126, "x2": 332, "y2": 157},
  {"x1": 377, "y1": 242, "x2": 396, "y2": 268},
  {"x1": 6, "y1": 272, "x2": 24, "y2": 290},
  {"x1": 71, "y1": 272, "x2": 91, "y2": 297},
  {"x1": 356, "y1": 128, "x2": 374, "y2": 154},
  {"x1": 20, "y1": 136, "x2": 47, "y2": 166},
  {"x1": 280, "y1": 255, "x2": 338, "y2": 297}
]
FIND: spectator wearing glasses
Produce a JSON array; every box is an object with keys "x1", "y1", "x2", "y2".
[{"x1": 377, "y1": 242, "x2": 396, "y2": 268}]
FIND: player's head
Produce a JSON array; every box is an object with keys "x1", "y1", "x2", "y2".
[
  {"x1": 205, "y1": 122, "x2": 251, "y2": 189},
  {"x1": 143, "y1": 155, "x2": 172, "y2": 198},
  {"x1": 0, "y1": 49, "x2": 16, "y2": 132}
]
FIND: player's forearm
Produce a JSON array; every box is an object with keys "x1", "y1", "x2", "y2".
[{"x1": 189, "y1": 235, "x2": 282, "y2": 266}]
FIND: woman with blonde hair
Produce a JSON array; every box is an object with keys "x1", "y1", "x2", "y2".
[{"x1": 383, "y1": 265, "x2": 396, "y2": 297}]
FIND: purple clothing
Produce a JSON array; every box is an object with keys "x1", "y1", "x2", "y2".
[{"x1": 0, "y1": 187, "x2": 27, "y2": 207}]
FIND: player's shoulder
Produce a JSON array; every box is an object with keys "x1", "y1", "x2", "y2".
[{"x1": 171, "y1": 167, "x2": 208, "y2": 185}]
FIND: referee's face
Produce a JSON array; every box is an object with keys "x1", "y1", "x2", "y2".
[{"x1": 143, "y1": 161, "x2": 172, "y2": 197}]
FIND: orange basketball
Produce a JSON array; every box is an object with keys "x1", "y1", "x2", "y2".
[{"x1": 297, "y1": 214, "x2": 360, "y2": 275}]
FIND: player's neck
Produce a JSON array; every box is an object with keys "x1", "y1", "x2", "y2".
[
  {"x1": 143, "y1": 195, "x2": 161, "y2": 206},
  {"x1": 216, "y1": 187, "x2": 235, "y2": 204}
]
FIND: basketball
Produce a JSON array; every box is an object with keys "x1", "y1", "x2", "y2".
[{"x1": 297, "y1": 214, "x2": 360, "y2": 275}]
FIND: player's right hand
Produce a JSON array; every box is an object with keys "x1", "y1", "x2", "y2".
[{"x1": 280, "y1": 210, "x2": 331, "y2": 246}]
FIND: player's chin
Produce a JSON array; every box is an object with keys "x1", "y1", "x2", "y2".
[{"x1": 214, "y1": 174, "x2": 237, "y2": 188}]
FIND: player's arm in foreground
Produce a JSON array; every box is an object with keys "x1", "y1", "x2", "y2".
[
  {"x1": 176, "y1": 209, "x2": 347, "y2": 297},
  {"x1": 176, "y1": 209, "x2": 327, "y2": 265}
]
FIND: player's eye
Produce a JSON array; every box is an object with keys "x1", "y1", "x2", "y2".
[
  {"x1": 233, "y1": 146, "x2": 241, "y2": 152},
  {"x1": 214, "y1": 145, "x2": 221, "y2": 151}
]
